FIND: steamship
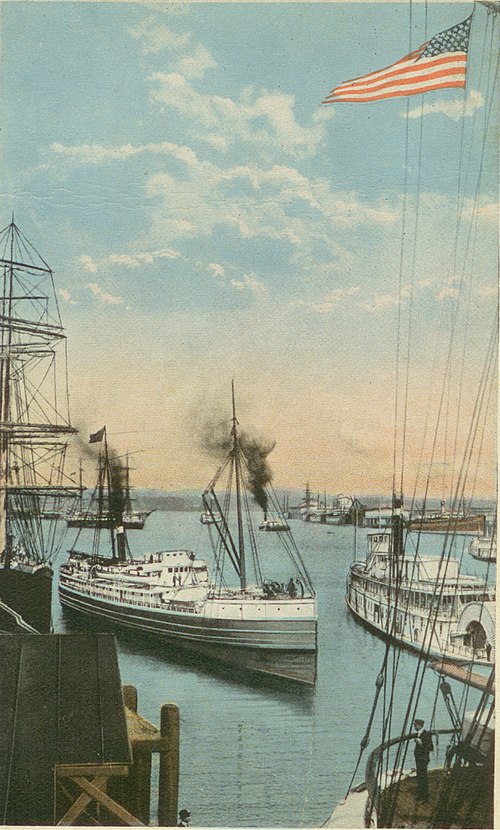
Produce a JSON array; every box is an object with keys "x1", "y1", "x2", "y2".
[{"x1": 59, "y1": 395, "x2": 317, "y2": 686}]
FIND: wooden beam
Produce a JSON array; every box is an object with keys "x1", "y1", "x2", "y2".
[
  {"x1": 56, "y1": 775, "x2": 107, "y2": 825},
  {"x1": 72, "y1": 777, "x2": 144, "y2": 826}
]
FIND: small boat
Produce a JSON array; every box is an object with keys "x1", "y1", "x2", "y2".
[
  {"x1": 258, "y1": 516, "x2": 290, "y2": 532},
  {"x1": 469, "y1": 533, "x2": 496, "y2": 563},
  {"x1": 200, "y1": 509, "x2": 222, "y2": 525},
  {"x1": 59, "y1": 388, "x2": 318, "y2": 685},
  {"x1": 0, "y1": 220, "x2": 78, "y2": 633}
]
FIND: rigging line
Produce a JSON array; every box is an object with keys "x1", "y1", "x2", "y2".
[
  {"x1": 391, "y1": 94, "x2": 412, "y2": 503},
  {"x1": 449, "y1": 17, "x2": 498, "y2": 498}
]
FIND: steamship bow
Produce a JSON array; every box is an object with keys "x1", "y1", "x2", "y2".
[{"x1": 59, "y1": 393, "x2": 317, "y2": 685}]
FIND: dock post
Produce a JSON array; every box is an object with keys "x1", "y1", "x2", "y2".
[
  {"x1": 123, "y1": 684, "x2": 138, "y2": 712},
  {"x1": 158, "y1": 703, "x2": 180, "y2": 826}
]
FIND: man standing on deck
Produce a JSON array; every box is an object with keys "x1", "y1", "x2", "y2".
[{"x1": 413, "y1": 718, "x2": 433, "y2": 802}]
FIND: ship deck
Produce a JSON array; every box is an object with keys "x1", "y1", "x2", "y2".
[{"x1": 376, "y1": 766, "x2": 493, "y2": 828}]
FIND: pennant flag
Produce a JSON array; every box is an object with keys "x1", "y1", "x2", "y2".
[
  {"x1": 89, "y1": 426, "x2": 106, "y2": 444},
  {"x1": 322, "y1": 16, "x2": 471, "y2": 104}
]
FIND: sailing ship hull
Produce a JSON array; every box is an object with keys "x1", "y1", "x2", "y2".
[
  {"x1": 58, "y1": 581, "x2": 317, "y2": 685},
  {"x1": 0, "y1": 566, "x2": 53, "y2": 633},
  {"x1": 407, "y1": 514, "x2": 486, "y2": 534}
]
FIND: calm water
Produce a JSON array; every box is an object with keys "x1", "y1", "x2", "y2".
[{"x1": 51, "y1": 512, "x2": 492, "y2": 827}]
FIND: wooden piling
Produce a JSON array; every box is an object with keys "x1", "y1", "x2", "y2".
[
  {"x1": 123, "y1": 684, "x2": 138, "y2": 712},
  {"x1": 158, "y1": 703, "x2": 180, "y2": 827}
]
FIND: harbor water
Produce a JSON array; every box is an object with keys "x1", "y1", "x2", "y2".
[{"x1": 52, "y1": 511, "x2": 493, "y2": 827}]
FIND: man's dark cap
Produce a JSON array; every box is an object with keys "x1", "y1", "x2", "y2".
[
  {"x1": 180, "y1": 810, "x2": 191, "y2": 819},
  {"x1": 414, "y1": 718, "x2": 425, "y2": 726}
]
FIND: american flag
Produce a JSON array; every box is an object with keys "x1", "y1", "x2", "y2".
[{"x1": 322, "y1": 16, "x2": 472, "y2": 104}]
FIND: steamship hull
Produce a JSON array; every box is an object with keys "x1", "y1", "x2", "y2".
[
  {"x1": 58, "y1": 580, "x2": 317, "y2": 685},
  {"x1": 407, "y1": 514, "x2": 486, "y2": 534}
]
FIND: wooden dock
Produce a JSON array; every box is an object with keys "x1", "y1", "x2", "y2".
[{"x1": 0, "y1": 633, "x2": 179, "y2": 826}]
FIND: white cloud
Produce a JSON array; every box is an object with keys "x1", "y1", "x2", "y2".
[
  {"x1": 437, "y1": 286, "x2": 459, "y2": 301},
  {"x1": 298, "y1": 285, "x2": 361, "y2": 314},
  {"x1": 50, "y1": 140, "x2": 199, "y2": 166},
  {"x1": 80, "y1": 255, "x2": 98, "y2": 273},
  {"x1": 229, "y1": 274, "x2": 266, "y2": 295},
  {"x1": 58, "y1": 288, "x2": 76, "y2": 305},
  {"x1": 127, "y1": 19, "x2": 190, "y2": 55},
  {"x1": 148, "y1": 72, "x2": 332, "y2": 159},
  {"x1": 173, "y1": 44, "x2": 216, "y2": 80},
  {"x1": 87, "y1": 283, "x2": 124, "y2": 306},
  {"x1": 80, "y1": 248, "x2": 180, "y2": 276},
  {"x1": 361, "y1": 293, "x2": 400, "y2": 313},
  {"x1": 208, "y1": 262, "x2": 225, "y2": 278},
  {"x1": 405, "y1": 89, "x2": 484, "y2": 122}
]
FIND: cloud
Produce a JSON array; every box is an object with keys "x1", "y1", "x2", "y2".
[
  {"x1": 80, "y1": 248, "x2": 180, "y2": 275},
  {"x1": 298, "y1": 285, "x2": 361, "y2": 314},
  {"x1": 404, "y1": 89, "x2": 484, "y2": 122},
  {"x1": 229, "y1": 274, "x2": 266, "y2": 295},
  {"x1": 148, "y1": 72, "x2": 332, "y2": 158},
  {"x1": 127, "y1": 18, "x2": 190, "y2": 55},
  {"x1": 87, "y1": 283, "x2": 124, "y2": 305},
  {"x1": 173, "y1": 44, "x2": 216, "y2": 80},
  {"x1": 50, "y1": 140, "x2": 199, "y2": 166},
  {"x1": 58, "y1": 288, "x2": 76, "y2": 305},
  {"x1": 208, "y1": 262, "x2": 225, "y2": 277}
]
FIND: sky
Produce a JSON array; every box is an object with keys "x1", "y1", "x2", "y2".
[{"x1": 1, "y1": 0, "x2": 498, "y2": 499}]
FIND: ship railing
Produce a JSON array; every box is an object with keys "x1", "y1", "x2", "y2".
[{"x1": 364, "y1": 727, "x2": 458, "y2": 826}]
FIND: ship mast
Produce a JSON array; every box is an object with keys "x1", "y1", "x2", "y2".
[
  {"x1": 0, "y1": 219, "x2": 78, "y2": 569},
  {"x1": 231, "y1": 381, "x2": 246, "y2": 591}
]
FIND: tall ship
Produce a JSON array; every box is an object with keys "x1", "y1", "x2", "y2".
[
  {"x1": 66, "y1": 454, "x2": 151, "y2": 529},
  {"x1": 0, "y1": 220, "x2": 77, "y2": 633},
  {"x1": 59, "y1": 389, "x2": 317, "y2": 685}
]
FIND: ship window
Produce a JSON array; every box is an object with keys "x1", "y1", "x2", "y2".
[{"x1": 175, "y1": 567, "x2": 179, "y2": 572}]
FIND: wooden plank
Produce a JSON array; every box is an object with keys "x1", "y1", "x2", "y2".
[
  {"x1": 96, "y1": 634, "x2": 131, "y2": 765},
  {"x1": 56, "y1": 774, "x2": 107, "y2": 826},
  {"x1": 0, "y1": 637, "x2": 23, "y2": 822},
  {"x1": 125, "y1": 707, "x2": 165, "y2": 751},
  {"x1": 72, "y1": 777, "x2": 144, "y2": 826},
  {"x1": 57, "y1": 634, "x2": 104, "y2": 765},
  {"x1": 6, "y1": 635, "x2": 59, "y2": 825},
  {"x1": 431, "y1": 659, "x2": 494, "y2": 692}
]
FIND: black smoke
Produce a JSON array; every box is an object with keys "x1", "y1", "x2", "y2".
[
  {"x1": 239, "y1": 432, "x2": 275, "y2": 513},
  {"x1": 195, "y1": 410, "x2": 275, "y2": 513}
]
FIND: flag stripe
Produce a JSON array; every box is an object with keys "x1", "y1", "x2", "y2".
[
  {"x1": 339, "y1": 46, "x2": 425, "y2": 86},
  {"x1": 323, "y1": 79, "x2": 466, "y2": 104},
  {"x1": 333, "y1": 53, "x2": 466, "y2": 93},
  {"x1": 328, "y1": 63, "x2": 467, "y2": 101}
]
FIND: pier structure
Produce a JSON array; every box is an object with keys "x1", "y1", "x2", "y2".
[{"x1": 0, "y1": 633, "x2": 179, "y2": 826}]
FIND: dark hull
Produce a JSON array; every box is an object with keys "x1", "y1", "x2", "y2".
[
  {"x1": 408, "y1": 514, "x2": 486, "y2": 534},
  {"x1": 0, "y1": 566, "x2": 53, "y2": 633},
  {"x1": 59, "y1": 583, "x2": 317, "y2": 685}
]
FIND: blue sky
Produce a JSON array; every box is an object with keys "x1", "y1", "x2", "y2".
[{"x1": 1, "y1": 1, "x2": 497, "y2": 497}]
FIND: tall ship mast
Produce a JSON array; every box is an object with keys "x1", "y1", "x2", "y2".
[{"x1": 0, "y1": 219, "x2": 77, "y2": 633}]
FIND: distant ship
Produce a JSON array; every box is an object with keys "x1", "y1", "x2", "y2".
[
  {"x1": 0, "y1": 220, "x2": 78, "y2": 633},
  {"x1": 66, "y1": 455, "x2": 151, "y2": 529},
  {"x1": 407, "y1": 501, "x2": 485, "y2": 535},
  {"x1": 59, "y1": 387, "x2": 317, "y2": 685}
]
